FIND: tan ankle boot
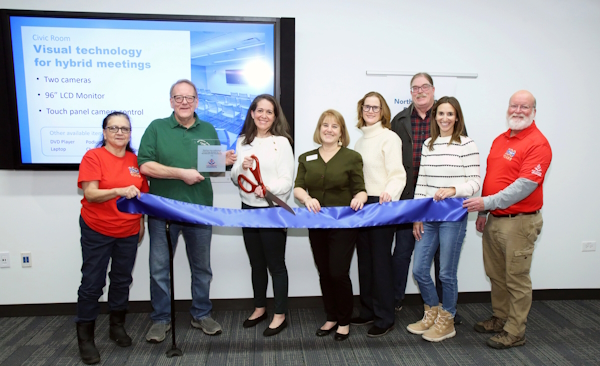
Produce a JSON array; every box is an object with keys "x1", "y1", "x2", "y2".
[
  {"x1": 407, "y1": 305, "x2": 439, "y2": 335},
  {"x1": 422, "y1": 308, "x2": 456, "y2": 342}
]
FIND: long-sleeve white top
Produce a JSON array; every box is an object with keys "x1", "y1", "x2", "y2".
[
  {"x1": 354, "y1": 122, "x2": 406, "y2": 200},
  {"x1": 414, "y1": 135, "x2": 481, "y2": 198},
  {"x1": 231, "y1": 135, "x2": 295, "y2": 207}
]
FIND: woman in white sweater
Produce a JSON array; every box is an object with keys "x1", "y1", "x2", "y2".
[
  {"x1": 407, "y1": 96, "x2": 480, "y2": 342},
  {"x1": 352, "y1": 92, "x2": 406, "y2": 337},
  {"x1": 230, "y1": 95, "x2": 294, "y2": 337}
]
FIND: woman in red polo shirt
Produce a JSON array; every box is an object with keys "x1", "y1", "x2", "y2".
[{"x1": 76, "y1": 112, "x2": 148, "y2": 365}]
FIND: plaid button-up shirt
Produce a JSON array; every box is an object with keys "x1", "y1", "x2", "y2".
[{"x1": 410, "y1": 107, "x2": 431, "y2": 188}]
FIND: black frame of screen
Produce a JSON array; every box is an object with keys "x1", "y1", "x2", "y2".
[{"x1": 0, "y1": 9, "x2": 295, "y2": 170}]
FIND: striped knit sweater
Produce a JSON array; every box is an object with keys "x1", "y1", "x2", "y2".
[{"x1": 414, "y1": 135, "x2": 481, "y2": 198}]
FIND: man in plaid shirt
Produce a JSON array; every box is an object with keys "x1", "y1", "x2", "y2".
[{"x1": 390, "y1": 73, "x2": 463, "y2": 324}]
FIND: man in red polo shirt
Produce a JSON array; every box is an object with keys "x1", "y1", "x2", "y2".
[{"x1": 463, "y1": 90, "x2": 552, "y2": 349}]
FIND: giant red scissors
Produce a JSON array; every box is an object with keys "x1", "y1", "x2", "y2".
[{"x1": 237, "y1": 155, "x2": 296, "y2": 215}]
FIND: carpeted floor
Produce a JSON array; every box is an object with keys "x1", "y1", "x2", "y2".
[{"x1": 1, "y1": 300, "x2": 599, "y2": 365}]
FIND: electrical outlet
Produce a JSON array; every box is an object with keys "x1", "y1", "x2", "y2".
[
  {"x1": 0, "y1": 252, "x2": 10, "y2": 268},
  {"x1": 582, "y1": 241, "x2": 596, "y2": 252},
  {"x1": 21, "y1": 252, "x2": 32, "y2": 267}
]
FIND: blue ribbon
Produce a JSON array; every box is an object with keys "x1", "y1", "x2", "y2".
[{"x1": 117, "y1": 194, "x2": 467, "y2": 228}]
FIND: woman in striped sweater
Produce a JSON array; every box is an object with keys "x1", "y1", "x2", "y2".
[{"x1": 407, "y1": 96, "x2": 480, "y2": 342}]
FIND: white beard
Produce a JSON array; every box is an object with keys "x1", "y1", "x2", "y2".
[{"x1": 506, "y1": 112, "x2": 534, "y2": 131}]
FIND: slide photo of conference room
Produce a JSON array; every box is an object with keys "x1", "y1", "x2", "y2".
[{"x1": 188, "y1": 30, "x2": 274, "y2": 150}]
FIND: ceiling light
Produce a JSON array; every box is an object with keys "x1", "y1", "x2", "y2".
[
  {"x1": 209, "y1": 48, "x2": 235, "y2": 55},
  {"x1": 214, "y1": 56, "x2": 264, "y2": 64},
  {"x1": 236, "y1": 43, "x2": 265, "y2": 50}
]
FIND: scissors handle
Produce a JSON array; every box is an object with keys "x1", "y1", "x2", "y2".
[
  {"x1": 238, "y1": 174, "x2": 258, "y2": 193},
  {"x1": 237, "y1": 155, "x2": 265, "y2": 194}
]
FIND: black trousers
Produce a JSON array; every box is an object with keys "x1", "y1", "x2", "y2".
[
  {"x1": 242, "y1": 204, "x2": 288, "y2": 314},
  {"x1": 356, "y1": 197, "x2": 396, "y2": 328},
  {"x1": 309, "y1": 228, "x2": 358, "y2": 326}
]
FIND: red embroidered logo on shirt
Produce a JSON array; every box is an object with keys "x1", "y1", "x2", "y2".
[
  {"x1": 129, "y1": 167, "x2": 141, "y2": 178},
  {"x1": 503, "y1": 148, "x2": 516, "y2": 161},
  {"x1": 531, "y1": 164, "x2": 542, "y2": 177}
]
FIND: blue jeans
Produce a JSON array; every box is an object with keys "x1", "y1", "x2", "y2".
[
  {"x1": 393, "y1": 225, "x2": 443, "y2": 303},
  {"x1": 148, "y1": 217, "x2": 213, "y2": 323},
  {"x1": 412, "y1": 218, "x2": 467, "y2": 316},
  {"x1": 77, "y1": 216, "x2": 139, "y2": 323}
]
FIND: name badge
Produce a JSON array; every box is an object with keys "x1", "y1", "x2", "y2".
[{"x1": 306, "y1": 154, "x2": 317, "y2": 161}]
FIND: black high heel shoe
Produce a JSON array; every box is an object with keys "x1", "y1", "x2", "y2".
[{"x1": 316, "y1": 324, "x2": 338, "y2": 337}]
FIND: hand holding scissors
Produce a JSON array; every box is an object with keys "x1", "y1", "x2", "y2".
[{"x1": 238, "y1": 155, "x2": 296, "y2": 215}]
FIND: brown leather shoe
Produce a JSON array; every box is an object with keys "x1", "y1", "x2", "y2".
[
  {"x1": 486, "y1": 331, "x2": 526, "y2": 349},
  {"x1": 474, "y1": 316, "x2": 506, "y2": 333}
]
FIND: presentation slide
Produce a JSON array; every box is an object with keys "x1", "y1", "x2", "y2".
[{"x1": 9, "y1": 16, "x2": 275, "y2": 164}]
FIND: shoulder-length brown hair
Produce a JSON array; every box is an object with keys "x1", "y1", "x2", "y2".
[
  {"x1": 241, "y1": 94, "x2": 293, "y2": 145},
  {"x1": 313, "y1": 109, "x2": 350, "y2": 147},
  {"x1": 427, "y1": 96, "x2": 465, "y2": 150},
  {"x1": 356, "y1": 91, "x2": 391, "y2": 129}
]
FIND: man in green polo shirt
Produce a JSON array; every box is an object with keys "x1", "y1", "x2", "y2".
[{"x1": 138, "y1": 79, "x2": 236, "y2": 343}]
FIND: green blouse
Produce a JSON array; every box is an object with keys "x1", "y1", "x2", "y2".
[{"x1": 294, "y1": 147, "x2": 366, "y2": 207}]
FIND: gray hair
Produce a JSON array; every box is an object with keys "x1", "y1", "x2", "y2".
[{"x1": 169, "y1": 79, "x2": 198, "y2": 97}]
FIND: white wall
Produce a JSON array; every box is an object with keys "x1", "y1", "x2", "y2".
[
  {"x1": 191, "y1": 65, "x2": 207, "y2": 91},
  {"x1": 1, "y1": 0, "x2": 599, "y2": 305}
]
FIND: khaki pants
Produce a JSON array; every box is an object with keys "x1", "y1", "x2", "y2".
[{"x1": 482, "y1": 213, "x2": 543, "y2": 337}]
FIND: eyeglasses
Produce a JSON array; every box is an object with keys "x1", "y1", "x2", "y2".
[
  {"x1": 410, "y1": 84, "x2": 433, "y2": 93},
  {"x1": 172, "y1": 95, "x2": 197, "y2": 103},
  {"x1": 362, "y1": 105, "x2": 381, "y2": 113},
  {"x1": 509, "y1": 104, "x2": 533, "y2": 112},
  {"x1": 105, "y1": 126, "x2": 131, "y2": 133}
]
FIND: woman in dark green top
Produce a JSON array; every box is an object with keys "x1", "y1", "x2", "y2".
[{"x1": 294, "y1": 109, "x2": 367, "y2": 341}]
